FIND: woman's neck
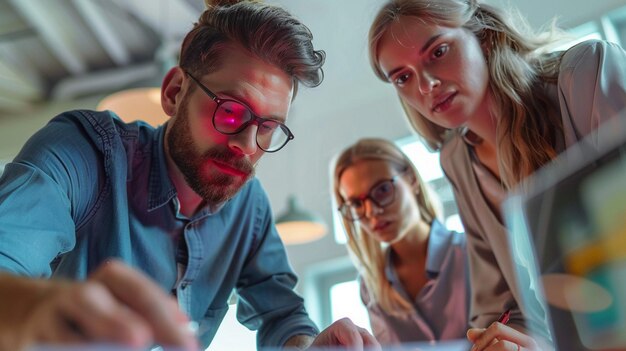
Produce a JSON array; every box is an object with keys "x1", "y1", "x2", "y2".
[
  {"x1": 466, "y1": 92, "x2": 499, "y2": 148},
  {"x1": 391, "y1": 220, "x2": 430, "y2": 264},
  {"x1": 466, "y1": 113, "x2": 498, "y2": 148}
]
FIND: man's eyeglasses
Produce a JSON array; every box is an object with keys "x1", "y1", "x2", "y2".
[
  {"x1": 338, "y1": 175, "x2": 399, "y2": 221},
  {"x1": 185, "y1": 71, "x2": 294, "y2": 153}
]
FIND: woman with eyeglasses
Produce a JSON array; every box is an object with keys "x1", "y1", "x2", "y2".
[
  {"x1": 367, "y1": 1, "x2": 626, "y2": 350},
  {"x1": 331, "y1": 137, "x2": 469, "y2": 345}
]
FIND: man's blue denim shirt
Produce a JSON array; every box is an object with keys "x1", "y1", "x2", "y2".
[{"x1": 0, "y1": 110, "x2": 318, "y2": 348}]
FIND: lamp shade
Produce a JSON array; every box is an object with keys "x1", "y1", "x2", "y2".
[
  {"x1": 97, "y1": 87, "x2": 169, "y2": 127},
  {"x1": 275, "y1": 195, "x2": 327, "y2": 245}
]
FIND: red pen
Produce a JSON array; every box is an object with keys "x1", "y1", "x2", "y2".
[{"x1": 497, "y1": 309, "x2": 511, "y2": 324}]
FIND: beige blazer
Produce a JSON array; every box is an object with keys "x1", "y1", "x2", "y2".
[{"x1": 439, "y1": 40, "x2": 626, "y2": 337}]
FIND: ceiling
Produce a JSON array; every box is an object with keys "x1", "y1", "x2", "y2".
[
  {"x1": 3, "y1": 0, "x2": 625, "y2": 118},
  {"x1": 0, "y1": 0, "x2": 203, "y2": 115}
]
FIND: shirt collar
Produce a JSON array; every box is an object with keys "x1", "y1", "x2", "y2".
[
  {"x1": 424, "y1": 219, "x2": 451, "y2": 278},
  {"x1": 147, "y1": 123, "x2": 177, "y2": 211},
  {"x1": 384, "y1": 219, "x2": 451, "y2": 283}
]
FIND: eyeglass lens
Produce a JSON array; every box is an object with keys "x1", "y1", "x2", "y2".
[
  {"x1": 341, "y1": 179, "x2": 396, "y2": 220},
  {"x1": 214, "y1": 100, "x2": 289, "y2": 152}
]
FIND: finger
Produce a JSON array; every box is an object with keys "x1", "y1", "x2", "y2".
[
  {"x1": 503, "y1": 340, "x2": 522, "y2": 351},
  {"x1": 89, "y1": 260, "x2": 197, "y2": 350},
  {"x1": 472, "y1": 323, "x2": 536, "y2": 351},
  {"x1": 343, "y1": 327, "x2": 365, "y2": 351},
  {"x1": 357, "y1": 327, "x2": 380, "y2": 350},
  {"x1": 467, "y1": 328, "x2": 486, "y2": 342},
  {"x1": 31, "y1": 301, "x2": 87, "y2": 345},
  {"x1": 488, "y1": 339, "x2": 522, "y2": 351},
  {"x1": 57, "y1": 282, "x2": 152, "y2": 347},
  {"x1": 332, "y1": 318, "x2": 364, "y2": 350}
]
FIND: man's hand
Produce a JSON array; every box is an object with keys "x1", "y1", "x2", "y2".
[
  {"x1": 309, "y1": 318, "x2": 380, "y2": 351},
  {"x1": 0, "y1": 260, "x2": 198, "y2": 351}
]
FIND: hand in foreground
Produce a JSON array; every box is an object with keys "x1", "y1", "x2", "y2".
[
  {"x1": 309, "y1": 317, "x2": 380, "y2": 351},
  {"x1": 467, "y1": 322, "x2": 542, "y2": 351},
  {"x1": 3, "y1": 260, "x2": 198, "y2": 351}
]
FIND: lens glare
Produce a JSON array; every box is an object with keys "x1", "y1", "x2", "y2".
[{"x1": 214, "y1": 101, "x2": 249, "y2": 133}]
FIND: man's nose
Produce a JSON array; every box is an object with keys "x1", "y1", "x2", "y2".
[{"x1": 228, "y1": 124, "x2": 258, "y2": 155}]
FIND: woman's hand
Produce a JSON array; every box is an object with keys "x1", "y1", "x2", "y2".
[{"x1": 467, "y1": 322, "x2": 541, "y2": 351}]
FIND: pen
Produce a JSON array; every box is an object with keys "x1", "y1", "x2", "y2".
[{"x1": 497, "y1": 309, "x2": 511, "y2": 325}]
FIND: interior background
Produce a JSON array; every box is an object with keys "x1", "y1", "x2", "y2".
[{"x1": 1, "y1": 0, "x2": 625, "y2": 348}]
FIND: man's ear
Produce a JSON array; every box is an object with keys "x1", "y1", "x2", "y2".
[{"x1": 161, "y1": 67, "x2": 185, "y2": 117}]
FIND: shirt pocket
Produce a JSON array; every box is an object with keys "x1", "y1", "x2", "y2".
[{"x1": 197, "y1": 305, "x2": 230, "y2": 347}]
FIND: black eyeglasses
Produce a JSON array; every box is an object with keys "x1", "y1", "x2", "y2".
[
  {"x1": 338, "y1": 175, "x2": 400, "y2": 221},
  {"x1": 185, "y1": 71, "x2": 294, "y2": 153}
]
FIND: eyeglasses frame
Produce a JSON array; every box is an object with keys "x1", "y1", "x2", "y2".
[
  {"x1": 338, "y1": 174, "x2": 402, "y2": 221},
  {"x1": 185, "y1": 71, "x2": 295, "y2": 153}
]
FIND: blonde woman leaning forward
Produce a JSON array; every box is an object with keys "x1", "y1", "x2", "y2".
[
  {"x1": 332, "y1": 138, "x2": 469, "y2": 345},
  {"x1": 368, "y1": 0, "x2": 626, "y2": 350}
]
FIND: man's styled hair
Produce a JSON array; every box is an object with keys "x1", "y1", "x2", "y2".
[{"x1": 179, "y1": 0, "x2": 325, "y2": 97}]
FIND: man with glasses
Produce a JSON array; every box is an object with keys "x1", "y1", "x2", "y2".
[{"x1": 0, "y1": 2, "x2": 378, "y2": 351}]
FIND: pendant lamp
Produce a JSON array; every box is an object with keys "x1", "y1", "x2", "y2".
[
  {"x1": 275, "y1": 195, "x2": 327, "y2": 245},
  {"x1": 97, "y1": 87, "x2": 168, "y2": 126}
]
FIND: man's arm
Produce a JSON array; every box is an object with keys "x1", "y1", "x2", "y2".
[{"x1": 0, "y1": 261, "x2": 198, "y2": 351}]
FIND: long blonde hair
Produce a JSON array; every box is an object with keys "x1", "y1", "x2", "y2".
[
  {"x1": 369, "y1": 0, "x2": 568, "y2": 187},
  {"x1": 332, "y1": 138, "x2": 439, "y2": 315}
]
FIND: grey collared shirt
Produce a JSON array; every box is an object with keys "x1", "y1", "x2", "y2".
[{"x1": 360, "y1": 220, "x2": 469, "y2": 344}]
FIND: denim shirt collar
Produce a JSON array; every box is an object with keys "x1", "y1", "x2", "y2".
[
  {"x1": 385, "y1": 219, "x2": 449, "y2": 285},
  {"x1": 147, "y1": 124, "x2": 177, "y2": 212}
]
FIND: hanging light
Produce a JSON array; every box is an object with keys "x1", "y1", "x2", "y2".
[
  {"x1": 97, "y1": 87, "x2": 168, "y2": 127},
  {"x1": 97, "y1": 27, "x2": 178, "y2": 127},
  {"x1": 275, "y1": 195, "x2": 327, "y2": 245}
]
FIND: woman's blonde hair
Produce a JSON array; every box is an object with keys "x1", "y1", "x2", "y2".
[
  {"x1": 332, "y1": 138, "x2": 439, "y2": 315},
  {"x1": 369, "y1": 0, "x2": 569, "y2": 187}
]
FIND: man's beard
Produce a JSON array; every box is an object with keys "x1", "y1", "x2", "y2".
[{"x1": 167, "y1": 101, "x2": 255, "y2": 204}]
